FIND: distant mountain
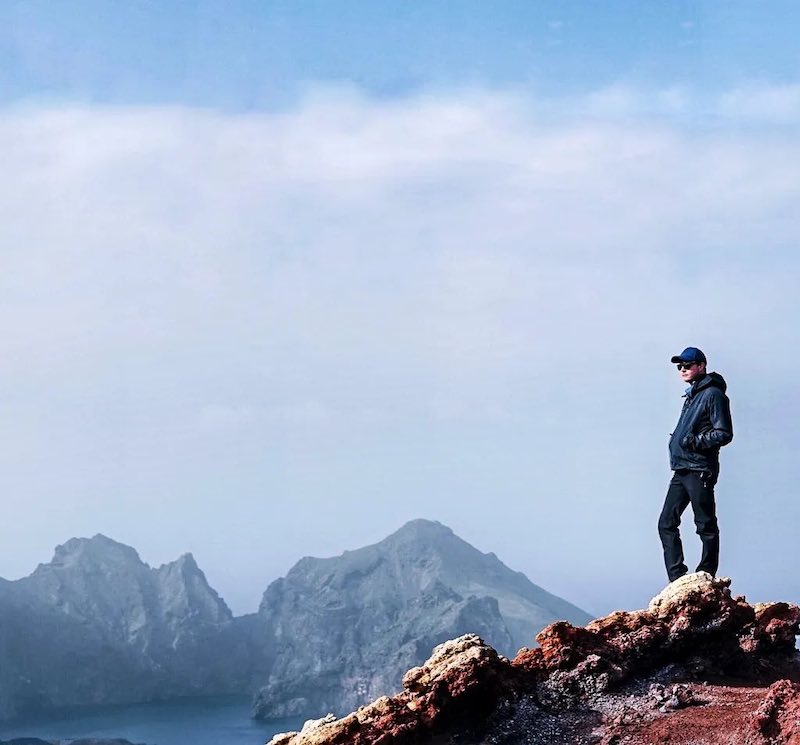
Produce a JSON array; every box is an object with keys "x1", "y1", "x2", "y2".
[
  {"x1": 0, "y1": 522, "x2": 590, "y2": 723},
  {"x1": 251, "y1": 519, "x2": 591, "y2": 719},
  {"x1": 0, "y1": 535, "x2": 253, "y2": 719},
  {"x1": 19, "y1": 536, "x2": 232, "y2": 648}
]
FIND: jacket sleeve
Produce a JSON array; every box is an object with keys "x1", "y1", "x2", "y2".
[{"x1": 694, "y1": 391, "x2": 733, "y2": 450}]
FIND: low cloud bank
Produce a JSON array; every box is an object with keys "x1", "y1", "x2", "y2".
[{"x1": 0, "y1": 86, "x2": 797, "y2": 615}]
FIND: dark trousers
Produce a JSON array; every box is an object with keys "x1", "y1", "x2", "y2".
[{"x1": 658, "y1": 469, "x2": 719, "y2": 582}]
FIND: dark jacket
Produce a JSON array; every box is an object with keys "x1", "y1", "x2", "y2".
[{"x1": 668, "y1": 372, "x2": 733, "y2": 472}]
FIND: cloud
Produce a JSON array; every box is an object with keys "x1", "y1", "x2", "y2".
[
  {"x1": 0, "y1": 86, "x2": 798, "y2": 614},
  {"x1": 543, "y1": 83, "x2": 800, "y2": 126},
  {"x1": 717, "y1": 84, "x2": 800, "y2": 125},
  {"x1": 197, "y1": 404, "x2": 257, "y2": 433}
]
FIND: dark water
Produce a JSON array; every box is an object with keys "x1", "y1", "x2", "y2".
[{"x1": 0, "y1": 696, "x2": 304, "y2": 745}]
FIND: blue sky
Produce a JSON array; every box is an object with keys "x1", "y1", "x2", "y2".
[
  {"x1": 2, "y1": 1, "x2": 799, "y2": 107},
  {"x1": 0, "y1": 3, "x2": 799, "y2": 620}
]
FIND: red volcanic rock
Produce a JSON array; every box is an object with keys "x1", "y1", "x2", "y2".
[
  {"x1": 513, "y1": 573, "x2": 800, "y2": 711},
  {"x1": 744, "y1": 603, "x2": 800, "y2": 655},
  {"x1": 400, "y1": 631, "x2": 513, "y2": 725},
  {"x1": 597, "y1": 683, "x2": 796, "y2": 745},
  {"x1": 268, "y1": 573, "x2": 800, "y2": 745},
  {"x1": 747, "y1": 679, "x2": 800, "y2": 744},
  {"x1": 267, "y1": 634, "x2": 514, "y2": 745},
  {"x1": 599, "y1": 680, "x2": 800, "y2": 745}
]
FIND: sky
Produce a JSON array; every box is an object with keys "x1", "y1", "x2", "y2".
[{"x1": 1, "y1": 2, "x2": 799, "y2": 621}]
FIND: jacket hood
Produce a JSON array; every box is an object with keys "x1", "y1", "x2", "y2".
[{"x1": 694, "y1": 371, "x2": 727, "y2": 394}]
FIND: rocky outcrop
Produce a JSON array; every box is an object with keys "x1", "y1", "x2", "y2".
[
  {"x1": 267, "y1": 573, "x2": 800, "y2": 745},
  {"x1": 747, "y1": 679, "x2": 800, "y2": 744},
  {"x1": 19, "y1": 536, "x2": 233, "y2": 650},
  {"x1": 0, "y1": 522, "x2": 589, "y2": 722},
  {"x1": 252, "y1": 519, "x2": 590, "y2": 719},
  {"x1": 266, "y1": 634, "x2": 513, "y2": 745},
  {"x1": 0, "y1": 535, "x2": 255, "y2": 718}
]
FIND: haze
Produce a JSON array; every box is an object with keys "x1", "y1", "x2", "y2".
[{"x1": 1, "y1": 1, "x2": 798, "y2": 618}]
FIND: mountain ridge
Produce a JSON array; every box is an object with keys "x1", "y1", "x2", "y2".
[
  {"x1": 251, "y1": 518, "x2": 591, "y2": 718},
  {"x1": 0, "y1": 519, "x2": 590, "y2": 722}
]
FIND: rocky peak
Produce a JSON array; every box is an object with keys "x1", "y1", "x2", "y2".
[
  {"x1": 17, "y1": 536, "x2": 231, "y2": 648},
  {"x1": 156, "y1": 553, "x2": 232, "y2": 627},
  {"x1": 259, "y1": 519, "x2": 589, "y2": 655},
  {"x1": 46, "y1": 534, "x2": 146, "y2": 571},
  {"x1": 0, "y1": 536, "x2": 247, "y2": 720},
  {"x1": 267, "y1": 573, "x2": 800, "y2": 745},
  {"x1": 156, "y1": 552, "x2": 203, "y2": 586},
  {"x1": 21, "y1": 535, "x2": 154, "y2": 639},
  {"x1": 165, "y1": 551, "x2": 199, "y2": 569},
  {"x1": 383, "y1": 519, "x2": 455, "y2": 544},
  {"x1": 252, "y1": 521, "x2": 590, "y2": 720}
]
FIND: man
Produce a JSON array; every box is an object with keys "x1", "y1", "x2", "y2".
[{"x1": 658, "y1": 347, "x2": 733, "y2": 582}]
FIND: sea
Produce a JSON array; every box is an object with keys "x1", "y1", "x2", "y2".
[{"x1": 0, "y1": 696, "x2": 304, "y2": 745}]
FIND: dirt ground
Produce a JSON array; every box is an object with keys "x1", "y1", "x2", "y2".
[{"x1": 595, "y1": 682, "x2": 800, "y2": 745}]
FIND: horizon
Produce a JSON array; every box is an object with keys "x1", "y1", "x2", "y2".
[
  {"x1": 1, "y1": 2, "x2": 799, "y2": 619},
  {"x1": 0, "y1": 513, "x2": 783, "y2": 621}
]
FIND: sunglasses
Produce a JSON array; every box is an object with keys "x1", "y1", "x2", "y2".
[{"x1": 676, "y1": 362, "x2": 699, "y2": 371}]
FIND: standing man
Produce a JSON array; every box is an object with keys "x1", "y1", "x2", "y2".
[{"x1": 658, "y1": 347, "x2": 733, "y2": 582}]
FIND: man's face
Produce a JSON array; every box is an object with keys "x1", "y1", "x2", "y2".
[{"x1": 677, "y1": 361, "x2": 706, "y2": 384}]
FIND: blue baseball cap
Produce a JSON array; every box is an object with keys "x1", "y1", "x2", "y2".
[{"x1": 670, "y1": 347, "x2": 707, "y2": 365}]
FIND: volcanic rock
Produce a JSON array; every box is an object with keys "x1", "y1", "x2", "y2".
[
  {"x1": 267, "y1": 573, "x2": 800, "y2": 745},
  {"x1": 746, "y1": 679, "x2": 800, "y2": 744}
]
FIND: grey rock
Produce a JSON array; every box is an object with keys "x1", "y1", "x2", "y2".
[
  {"x1": 252, "y1": 519, "x2": 590, "y2": 719},
  {"x1": 0, "y1": 521, "x2": 589, "y2": 725},
  {"x1": 0, "y1": 536, "x2": 251, "y2": 719}
]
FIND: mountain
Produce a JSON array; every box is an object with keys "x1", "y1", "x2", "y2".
[
  {"x1": 267, "y1": 573, "x2": 800, "y2": 745},
  {"x1": 0, "y1": 522, "x2": 590, "y2": 722},
  {"x1": 18, "y1": 536, "x2": 232, "y2": 648},
  {"x1": 251, "y1": 519, "x2": 591, "y2": 719},
  {"x1": 0, "y1": 535, "x2": 252, "y2": 719}
]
